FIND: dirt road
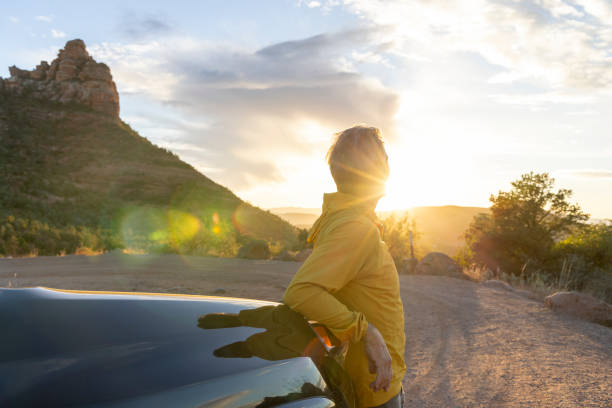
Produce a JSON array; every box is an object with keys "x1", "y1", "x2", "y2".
[{"x1": 2, "y1": 252, "x2": 611, "y2": 407}]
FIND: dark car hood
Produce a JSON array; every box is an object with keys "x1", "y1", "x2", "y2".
[{"x1": 0, "y1": 288, "x2": 332, "y2": 407}]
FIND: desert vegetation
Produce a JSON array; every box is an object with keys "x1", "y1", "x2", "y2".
[
  {"x1": 379, "y1": 214, "x2": 426, "y2": 270},
  {"x1": 457, "y1": 172, "x2": 612, "y2": 303},
  {"x1": 0, "y1": 89, "x2": 299, "y2": 259}
]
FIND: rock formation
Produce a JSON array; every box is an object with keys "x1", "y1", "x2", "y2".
[{"x1": 1, "y1": 39, "x2": 119, "y2": 118}]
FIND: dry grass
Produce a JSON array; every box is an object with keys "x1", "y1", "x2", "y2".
[
  {"x1": 74, "y1": 247, "x2": 104, "y2": 256},
  {"x1": 462, "y1": 262, "x2": 584, "y2": 302}
]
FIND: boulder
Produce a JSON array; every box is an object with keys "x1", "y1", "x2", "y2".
[
  {"x1": 483, "y1": 279, "x2": 514, "y2": 291},
  {"x1": 545, "y1": 291, "x2": 612, "y2": 326},
  {"x1": 273, "y1": 250, "x2": 298, "y2": 262},
  {"x1": 415, "y1": 252, "x2": 464, "y2": 278},
  {"x1": 237, "y1": 240, "x2": 270, "y2": 260}
]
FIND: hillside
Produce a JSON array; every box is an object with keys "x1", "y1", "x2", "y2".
[
  {"x1": 0, "y1": 39, "x2": 298, "y2": 257},
  {"x1": 401, "y1": 206, "x2": 489, "y2": 256},
  {"x1": 270, "y1": 205, "x2": 488, "y2": 256},
  {"x1": 269, "y1": 212, "x2": 319, "y2": 229}
]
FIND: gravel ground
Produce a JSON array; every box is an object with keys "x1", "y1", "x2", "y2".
[{"x1": 2, "y1": 252, "x2": 611, "y2": 407}]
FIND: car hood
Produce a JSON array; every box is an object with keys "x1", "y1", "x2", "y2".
[{"x1": 0, "y1": 288, "x2": 334, "y2": 407}]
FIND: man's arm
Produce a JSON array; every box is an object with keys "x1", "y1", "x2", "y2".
[
  {"x1": 283, "y1": 220, "x2": 393, "y2": 392},
  {"x1": 283, "y1": 220, "x2": 376, "y2": 343}
]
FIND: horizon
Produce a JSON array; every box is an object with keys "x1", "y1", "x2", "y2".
[
  {"x1": 267, "y1": 203, "x2": 491, "y2": 212},
  {"x1": 267, "y1": 204, "x2": 612, "y2": 225},
  {"x1": 2, "y1": 1, "x2": 611, "y2": 218}
]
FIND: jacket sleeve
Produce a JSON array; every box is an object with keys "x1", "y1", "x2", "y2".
[{"x1": 282, "y1": 220, "x2": 379, "y2": 344}]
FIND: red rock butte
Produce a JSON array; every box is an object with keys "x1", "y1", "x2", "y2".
[{"x1": 1, "y1": 39, "x2": 119, "y2": 118}]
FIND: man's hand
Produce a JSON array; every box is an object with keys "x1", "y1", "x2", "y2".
[{"x1": 364, "y1": 324, "x2": 393, "y2": 392}]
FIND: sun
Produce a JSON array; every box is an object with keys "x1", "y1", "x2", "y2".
[
  {"x1": 376, "y1": 89, "x2": 484, "y2": 212},
  {"x1": 377, "y1": 134, "x2": 473, "y2": 212}
]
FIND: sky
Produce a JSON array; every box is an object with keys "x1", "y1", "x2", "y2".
[{"x1": 2, "y1": 0, "x2": 612, "y2": 218}]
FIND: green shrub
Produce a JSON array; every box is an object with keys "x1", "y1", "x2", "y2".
[
  {"x1": 553, "y1": 223, "x2": 612, "y2": 301},
  {"x1": 554, "y1": 223, "x2": 612, "y2": 268},
  {"x1": 0, "y1": 215, "x2": 111, "y2": 257}
]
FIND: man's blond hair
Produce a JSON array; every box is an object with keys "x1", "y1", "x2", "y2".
[{"x1": 326, "y1": 125, "x2": 389, "y2": 194}]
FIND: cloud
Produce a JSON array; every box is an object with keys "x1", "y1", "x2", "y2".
[
  {"x1": 567, "y1": 170, "x2": 612, "y2": 179},
  {"x1": 489, "y1": 91, "x2": 596, "y2": 110},
  {"x1": 35, "y1": 15, "x2": 52, "y2": 22},
  {"x1": 118, "y1": 12, "x2": 172, "y2": 39},
  {"x1": 9, "y1": 16, "x2": 19, "y2": 23},
  {"x1": 573, "y1": 0, "x2": 612, "y2": 25},
  {"x1": 90, "y1": 28, "x2": 398, "y2": 189},
  {"x1": 331, "y1": 0, "x2": 612, "y2": 91},
  {"x1": 51, "y1": 29, "x2": 65, "y2": 38},
  {"x1": 307, "y1": 1, "x2": 322, "y2": 7}
]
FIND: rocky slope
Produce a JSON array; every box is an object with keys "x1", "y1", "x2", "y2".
[{"x1": 0, "y1": 39, "x2": 298, "y2": 256}]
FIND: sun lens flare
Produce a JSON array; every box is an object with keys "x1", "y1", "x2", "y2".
[
  {"x1": 212, "y1": 212, "x2": 221, "y2": 234},
  {"x1": 168, "y1": 210, "x2": 201, "y2": 248},
  {"x1": 120, "y1": 207, "x2": 167, "y2": 255}
]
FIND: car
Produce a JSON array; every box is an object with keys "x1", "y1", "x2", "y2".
[{"x1": 0, "y1": 287, "x2": 355, "y2": 408}]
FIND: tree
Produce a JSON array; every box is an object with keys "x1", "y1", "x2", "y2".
[{"x1": 462, "y1": 172, "x2": 588, "y2": 275}]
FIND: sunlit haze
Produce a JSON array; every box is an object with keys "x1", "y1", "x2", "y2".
[{"x1": 2, "y1": 0, "x2": 611, "y2": 218}]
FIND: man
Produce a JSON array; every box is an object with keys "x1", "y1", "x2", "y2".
[{"x1": 283, "y1": 125, "x2": 406, "y2": 408}]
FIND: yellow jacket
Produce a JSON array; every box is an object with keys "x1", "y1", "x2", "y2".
[{"x1": 283, "y1": 192, "x2": 406, "y2": 408}]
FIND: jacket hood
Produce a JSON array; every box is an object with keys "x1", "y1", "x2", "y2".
[{"x1": 307, "y1": 192, "x2": 382, "y2": 245}]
